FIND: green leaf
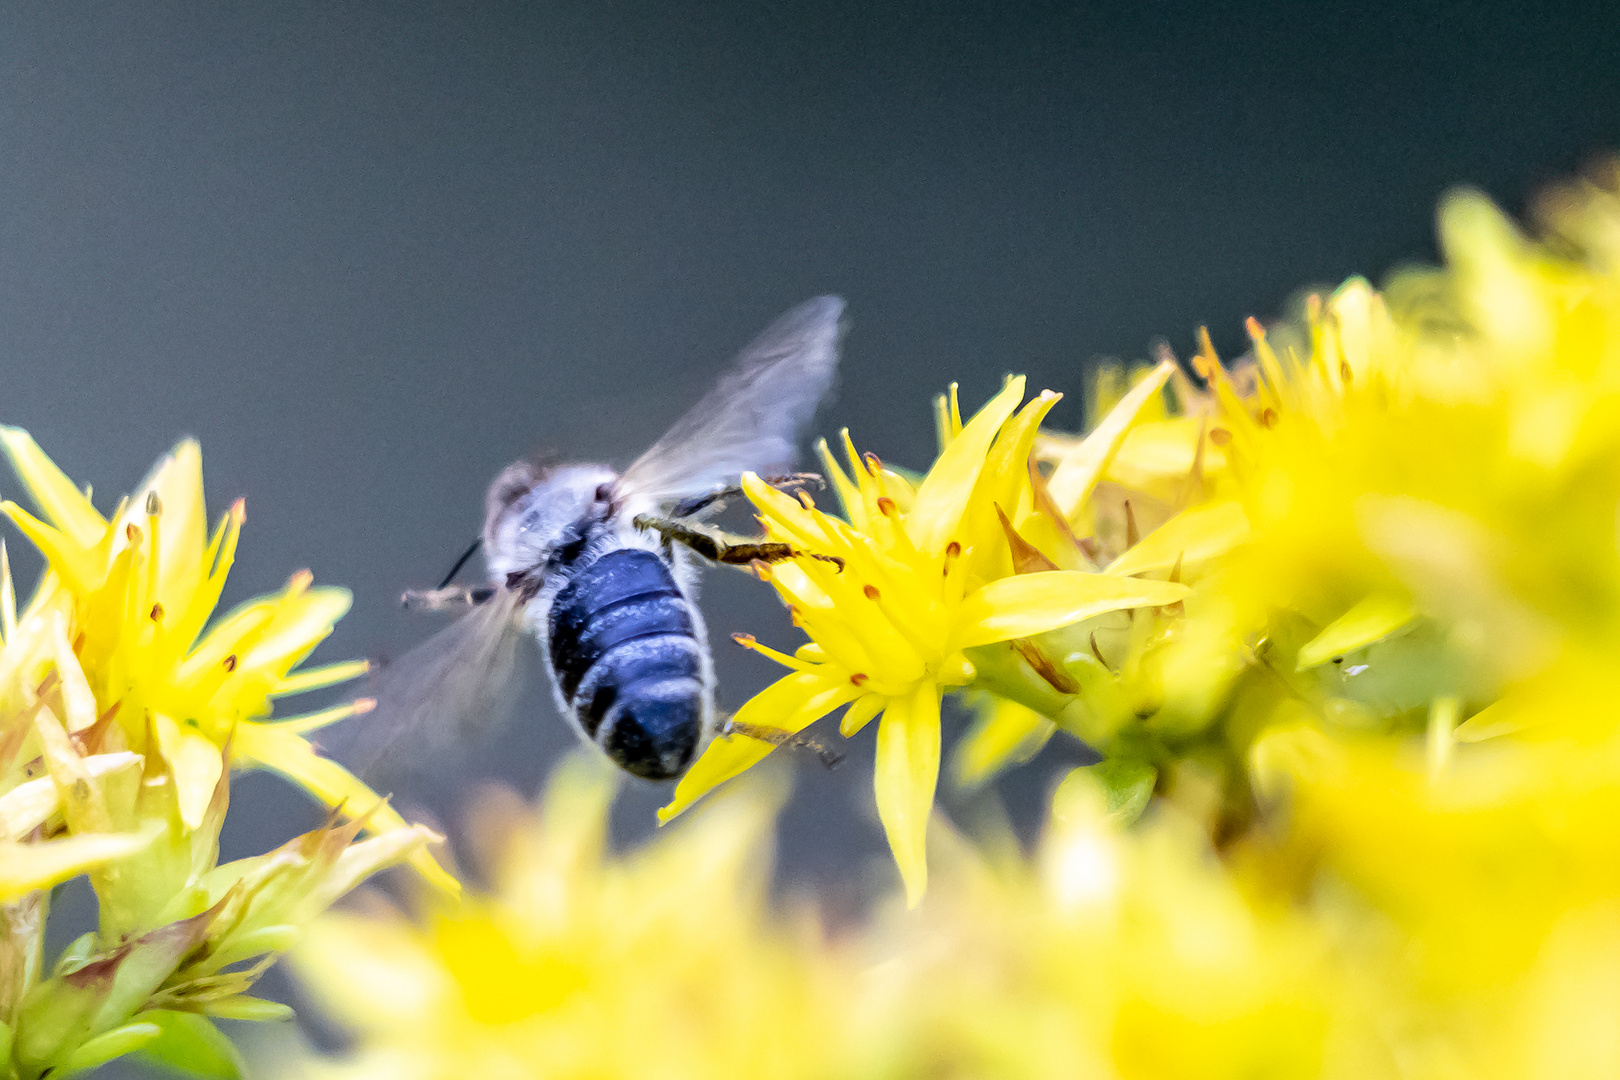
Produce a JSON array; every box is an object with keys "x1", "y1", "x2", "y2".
[
  {"x1": 1090, "y1": 758, "x2": 1157, "y2": 824},
  {"x1": 131, "y1": 1010, "x2": 244, "y2": 1079}
]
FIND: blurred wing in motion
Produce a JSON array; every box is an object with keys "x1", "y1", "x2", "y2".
[
  {"x1": 338, "y1": 588, "x2": 533, "y2": 787},
  {"x1": 618, "y1": 295, "x2": 845, "y2": 504}
]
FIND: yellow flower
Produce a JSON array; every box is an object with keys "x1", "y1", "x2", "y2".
[
  {"x1": 0, "y1": 428, "x2": 452, "y2": 891},
  {"x1": 0, "y1": 431, "x2": 445, "y2": 1078},
  {"x1": 277, "y1": 756, "x2": 854, "y2": 1080},
  {"x1": 662, "y1": 377, "x2": 1188, "y2": 905}
]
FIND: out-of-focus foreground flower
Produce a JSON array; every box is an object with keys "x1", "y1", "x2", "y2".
[
  {"x1": 280, "y1": 756, "x2": 855, "y2": 1080},
  {"x1": 0, "y1": 434, "x2": 443, "y2": 1079}
]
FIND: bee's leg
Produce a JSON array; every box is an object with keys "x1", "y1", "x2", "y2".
[
  {"x1": 632, "y1": 514, "x2": 791, "y2": 565},
  {"x1": 669, "y1": 472, "x2": 825, "y2": 518},
  {"x1": 724, "y1": 718, "x2": 845, "y2": 770},
  {"x1": 401, "y1": 584, "x2": 497, "y2": 612},
  {"x1": 632, "y1": 513, "x2": 842, "y2": 569}
]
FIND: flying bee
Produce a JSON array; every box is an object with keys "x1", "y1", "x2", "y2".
[{"x1": 355, "y1": 296, "x2": 845, "y2": 782}]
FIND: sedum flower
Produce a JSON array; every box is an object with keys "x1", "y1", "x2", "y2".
[
  {"x1": 0, "y1": 432, "x2": 443, "y2": 1079},
  {"x1": 661, "y1": 377, "x2": 1188, "y2": 904},
  {"x1": 0, "y1": 429, "x2": 448, "y2": 889},
  {"x1": 276, "y1": 755, "x2": 854, "y2": 1080}
]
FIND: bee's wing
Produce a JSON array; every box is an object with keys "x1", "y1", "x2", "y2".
[
  {"x1": 617, "y1": 295, "x2": 845, "y2": 503},
  {"x1": 338, "y1": 588, "x2": 534, "y2": 785}
]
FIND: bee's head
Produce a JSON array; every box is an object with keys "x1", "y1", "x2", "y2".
[{"x1": 482, "y1": 461, "x2": 618, "y2": 582}]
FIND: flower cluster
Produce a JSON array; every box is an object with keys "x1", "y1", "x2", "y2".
[
  {"x1": 662, "y1": 378, "x2": 1188, "y2": 904},
  {"x1": 0, "y1": 434, "x2": 443, "y2": 1078}
]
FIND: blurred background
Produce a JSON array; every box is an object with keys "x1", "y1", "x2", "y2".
[{"x1": 3, "y1": 0, "x2": 1619, "y2": 967}]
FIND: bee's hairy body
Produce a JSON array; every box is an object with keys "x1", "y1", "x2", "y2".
[{"x1": 487, "y1": 463, "x2": 714, "y2": 781}]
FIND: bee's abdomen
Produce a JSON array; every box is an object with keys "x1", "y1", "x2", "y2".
[{"x1": 547, "y1": 548, "x2": 704, "y2": 780}]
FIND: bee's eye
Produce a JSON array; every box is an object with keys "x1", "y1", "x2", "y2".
[{"x1": 594, "y1": 483, "x2": 614, "y2": 504}]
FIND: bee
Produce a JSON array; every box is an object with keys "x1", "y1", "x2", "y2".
[{"x1": 355, "y1": 297, "x2": 845, "y2": 782}]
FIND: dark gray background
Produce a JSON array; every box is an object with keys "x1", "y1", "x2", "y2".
[{"x1": 4, "y1": 0, "x2": 1619, "y2": 1043}]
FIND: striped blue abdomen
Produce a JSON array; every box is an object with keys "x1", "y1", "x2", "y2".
[{"x1": 546, "y1": 548, "x2": 704, "y2": 780}]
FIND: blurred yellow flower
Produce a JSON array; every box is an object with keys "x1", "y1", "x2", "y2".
[
  {"x1": 870, "y1": 768, "x2": 1332, "y2": 1080},
  {"x1": 282, "y1": 755, "x2": 853, "y2": 1080},
  {"x1": 662, "y1": 379, "x2": 1188, "y2": 905}
]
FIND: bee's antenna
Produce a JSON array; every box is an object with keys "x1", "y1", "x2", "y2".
[
  {"x1": 437, "y1": 538, "x2": 484, "y2": 590},
  {"x1": 724, "y1": 719, "x2": 845, "y2": 770}
]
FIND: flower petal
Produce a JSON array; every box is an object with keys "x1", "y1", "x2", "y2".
[
  {"x1": 874, "y1": 680, "x2": 941, "y2": 908},
  {"x1": 0, "y1": 827, "x2": 161, "y2": 903},
  {"x1": 1046, "y1": 360, "x2": 1174, "y2": 513},
  {"x1": 906, "y1": 377, "x2": 1026, "y2": 555},
  {"x1": 1104, "y1": 499, "x2": 1250, "y2": 577},
  {"x1": 1295, "y1": 592, "x2": 1418, "y2": 670},
  {"x1": 659, "y1": 670, "x2": 837, "y2": 824},
  {"x1": 957, "y1": 571, "x2": 1190, "y2": 648},
  {"x1": 953, "y1": 696, "x2": 1056, "y2": 789},
  {"x1": 232, "y1": 721, "x2": 458, "y2": 894},
  {"x1": 0, "y1": 426, "x2": 108, "y2": 547}
]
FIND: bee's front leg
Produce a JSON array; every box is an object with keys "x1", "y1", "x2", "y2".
[{"x1": 632, "y1": 513, "x2": 842, "y2": 570}]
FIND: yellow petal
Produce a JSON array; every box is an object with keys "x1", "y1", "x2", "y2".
[
  {"x1": 953, "y1": 696, "x2": 1056, "y2": 789},
  {"x1": 232, "y1": 721, "x2": 458, "y2": 894},
  {"x1": 0, "y1": 752, "x2": 141, "y2": 840},
  {"x1": 975, "y1": 390, "x2": 1063, "y2": 520},
  {"x1": 1104, "y1": 499, "x2": 1249, "y2": 577},
  {"x1": 957, "y1": 571, "x2": 1190, "y2": 648},
  {"x1": 659, "y1": 670, "x2": 834, "y2": 824},
  {"x1": 0, "y1": 425, "x2": 108, "y2": 547},
  {"x1": 1295, "y1": 593, "x2": 1418, "y2": 670},
  {"x1": 171, "y1": 726, "x2": 225, "y2": 832},
  {"x1": 0, "y1": 826, "x2": 161, "y2": 903},
  {"x1": 1046, "y1": 360, "x2": 1174, "y2": 513},
  {"x1": 137, "y1": 439, "x2": 208, "y2": 593},
  {"x1": 273, "y1": 659, "x2": 370, "y2": 697},
  {"x1": 874, "y1": 680, "x2": 941, "y2": 908},
  {"x1": 906, "y1": 377, "x2": 1026, "y2": 554},
  {"x1": 840, "y1": 694, "x2": 886, "y2": 737},
  {"x1": 237, "y1": 585, "x2": 352, "y2": 680},
  {"x1": 1, "y1": 503, "x2": 104, "y2": 598}
]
